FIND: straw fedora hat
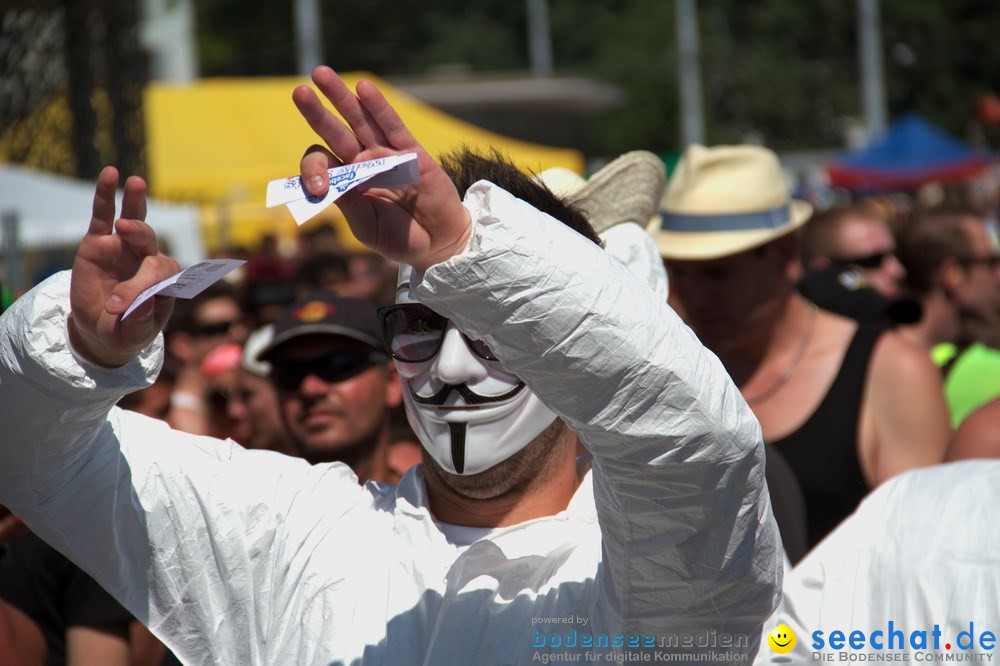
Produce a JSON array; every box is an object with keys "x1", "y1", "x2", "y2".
[
  {"x1": 655, "y1": 144, "x2": 812, "y2": 260},
  {"x1": 537, "y1": 150, "x2": 666, "y2": 234}
]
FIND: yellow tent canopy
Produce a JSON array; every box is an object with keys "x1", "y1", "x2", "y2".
[{"x1": 145, "y1": 73, "x2": 584, "y2": 252}]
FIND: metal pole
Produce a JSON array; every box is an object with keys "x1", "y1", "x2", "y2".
[
  {"x1": 294, "y1": 0, "x2": 323, "y2": 76},
  {"x1": 676, "y1": 0, "x2": 705, "y2": 145},
  {"x1": 527, "y1": 0, "x2": 554, "y2": 76},
  {"x1": 2, "y1": 210, "x2": 24, "y2": 295},
  {"x1": 857, "y1": 0, "x2": 888, "y2": 140}
]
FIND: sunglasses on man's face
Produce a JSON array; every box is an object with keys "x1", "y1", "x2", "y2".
[
  {"x1": 270, "y1": 351, "x2": 383, "y2": 391},
  {"x1": 190, "y1": 320, "x2": 238, "y2": 338},
  {"x1": 377, "y1": 303, "x2": 497, "y2": 363},
  {"x1": 959, "y1": 254, "x2": 1000, "y2": 269},
  {"x1": 836, "y1": 250, "x2": 896, "y2": 270}
]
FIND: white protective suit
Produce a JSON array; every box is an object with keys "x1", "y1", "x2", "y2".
[
  {"x1": 755, "y1": 460, "x2": 1000, "y2": 664},
  {"x1": 0, "y1": 181, "x2": 781, "y2": 665}
]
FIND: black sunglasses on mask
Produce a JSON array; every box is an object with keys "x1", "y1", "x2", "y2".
[
  {"x1": 376, "y1": 303, "x2": 498, "y2": 363},
  {"x1": 271, "y1": 351, "x2": 385, "y2": 391}
]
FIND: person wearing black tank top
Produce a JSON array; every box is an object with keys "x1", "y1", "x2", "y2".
[{"x1": 657, "y1": 144, "x2": 951, "y2": 563}]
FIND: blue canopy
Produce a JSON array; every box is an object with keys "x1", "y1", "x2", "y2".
[{"x1": 828, "y1": 113, "x2": 992, "y2": 190}]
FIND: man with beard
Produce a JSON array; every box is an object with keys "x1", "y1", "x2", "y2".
[
  {"x1": 0, "y1": 67, "x2": 780, "y2": 663},
  {"x1": 896, "y1": 210, "x2": 1000, "y2": 426},
  {"x1": 258, "y1": 292, "x2": 403, "y2": 482}
]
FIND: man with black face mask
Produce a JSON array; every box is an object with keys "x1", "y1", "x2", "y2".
[{"x1": 0, "y1": 67, "x2": 780, "y2": 663}]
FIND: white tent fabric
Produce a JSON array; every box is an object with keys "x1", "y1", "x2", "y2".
[{"x1": 0, "y1": 164, "x2": 204, "y2": 267}]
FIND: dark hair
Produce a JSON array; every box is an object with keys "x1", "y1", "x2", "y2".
[
  {"x1": 300, "y1": 252, "x2": 350, "y2": 291},
  {"x1": 799, "y1": 204, "x2": 884, "y2": 265},
  {"x1": 896, "y1": 211, "x2": 980, "y2": 296},
  {"x1": 439, "y1": 147, "x2": 601, "y2": 246}
]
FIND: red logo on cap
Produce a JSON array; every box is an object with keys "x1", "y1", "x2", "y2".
[{"x1": 293, "y1": 301, "x2": 335, "y2": 322}]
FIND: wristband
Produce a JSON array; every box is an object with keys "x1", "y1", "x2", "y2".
[{"x1": 170, "y1": 391, "x2": 206, "y2": 411}]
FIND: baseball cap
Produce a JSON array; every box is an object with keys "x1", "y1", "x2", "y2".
[{"x1": 257, "y1": 292, "x2": 383, "y2": 362}]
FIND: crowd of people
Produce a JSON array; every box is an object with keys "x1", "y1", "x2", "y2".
[{"x1": 0, "y1": 65, "x2": 998, "y2": 664}]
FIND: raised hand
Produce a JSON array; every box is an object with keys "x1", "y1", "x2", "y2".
[
  {"x1": 293, "y1": 66, "x2": 472, "y2": 271},
  {"x1": 69, "y1": 166, "x2": 180, "y2": 367}
]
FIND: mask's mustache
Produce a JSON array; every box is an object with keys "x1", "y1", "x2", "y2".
[{"x1": 410, "y1": 381, "x2": 526, "y2": 406}]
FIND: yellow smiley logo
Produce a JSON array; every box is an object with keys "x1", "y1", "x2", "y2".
[{"x1": 767, "y1": 624, "x2": 796, "y2": 654}]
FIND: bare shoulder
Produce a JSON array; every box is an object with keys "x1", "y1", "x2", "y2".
[
  {"x1": 810, "y1": 308, "x2": 858, "y2": 356},
  {"x1": 947, "y1": 397, "x2": 1000, "y2": 461},
  {"x1": 0, "y1": 598, "x2": 46, "y2": 665},
  {"x1": 868, "y1": 328, "x2": 942, "y2": 386},
  {"x1": 859, "y1": 327, "x2": 950, "y2": 485}
]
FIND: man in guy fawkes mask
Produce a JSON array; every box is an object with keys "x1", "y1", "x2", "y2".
[
  {"x1": 0, "y1": 70, "x2": 779, "y2": 665},
  {"x1": 382, "y1": 151, "x2": 673, "y2": 499},
  {"x1": 367, "y1": 150, "x2": 607, "y2": 523},
  {"x1": 382, "y1": 267, "x2": 562, "y2": 485}
]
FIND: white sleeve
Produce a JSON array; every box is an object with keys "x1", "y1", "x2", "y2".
[
  {"x1": 600, "y1": 221, "x2": 669, "y2": 300},
  {"x1": 413, "y1": 181, "x2": 782, "y2": 655},
  {"x1": 0, "y1": 271, "x2": 372, "y2": 664}
]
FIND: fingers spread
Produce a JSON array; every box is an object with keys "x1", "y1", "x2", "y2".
[
  {"x1": 293, "y1": 78, "x2": 363, "y2": 161},
  {"x1": 312, "y1": 67, "x2": 389, "y2": 149},
  {"x1": 88, "y1": 166, "x2": 120, "y2": 236},
  {"x1": 356, "y1": 79, "x2": 416, "y2": 151}
]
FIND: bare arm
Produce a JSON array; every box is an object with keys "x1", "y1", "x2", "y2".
[
  {"x1": 946, "y1": 397, "x2": 1000, "y2": 461},
  {"x1": 863, "y1": 331, "x2": 951, "y2": 485},
  {"x1": 66, "y1": 624, "x2": 130, "y2": 666},
  {"x1": 0, "y1": 599, "x2": 46, "y2": 666}
]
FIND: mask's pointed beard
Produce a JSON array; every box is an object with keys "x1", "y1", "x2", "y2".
[{"x1": 449, "y1": 422, "x2": 467, "y2": 474}]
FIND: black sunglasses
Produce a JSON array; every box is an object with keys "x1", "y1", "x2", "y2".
[
  {"x1": 271, "y1": 351, "x2": 384, "y2": 391},
  {"x1": 959, "y1": 254, "x2": 1000, "y2": 269},
  {"x1": 190, "y1": 320, "x2": 238, "y2": 338},
  {"x1": 377, "y1": 303, "x2": 497, "y2": 363},
  {"x1": 836, "y1": 251, "x2": 896, "y2": 269}
]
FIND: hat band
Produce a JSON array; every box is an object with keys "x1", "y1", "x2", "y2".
[{"x1": 660, "y1": 205, "x2": 791, "y2": 232}]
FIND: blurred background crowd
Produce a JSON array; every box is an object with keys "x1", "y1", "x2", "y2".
[{"x1": 1, "y1": 1, "x2": 1000, "y2": 664}]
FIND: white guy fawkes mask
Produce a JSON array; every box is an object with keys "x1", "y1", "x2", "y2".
[{"x1": 382, "y1": 265, "x2": 558, "y2": 475}]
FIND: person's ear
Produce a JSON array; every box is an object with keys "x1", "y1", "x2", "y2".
[{"x1": 940, "y1": 257, "x2": 964, "y2": 293}]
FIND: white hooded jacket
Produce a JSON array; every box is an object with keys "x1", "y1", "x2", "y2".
[{"x1": 0, "y1": 181, "x2": 780, "y2": 664}]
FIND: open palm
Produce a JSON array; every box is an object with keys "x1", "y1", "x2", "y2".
[{"x1": 294, "y1": 67, "x2": 472, "y2": 271}]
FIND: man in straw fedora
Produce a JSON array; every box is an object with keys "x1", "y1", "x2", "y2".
[
  {"x1": 0, "y1": 68, "x2": 781, "y2": 663},
  {"x1": 656, "y1": 144, "x2": 949, "y2": 558}
]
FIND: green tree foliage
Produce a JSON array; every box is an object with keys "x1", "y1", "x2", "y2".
[
  {"x1": 882, "y1": 0, "x2": 1000, "y2": 138},
  {"x1": 194, "y1": 0, "x2": 1000, "y2": 155}
]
